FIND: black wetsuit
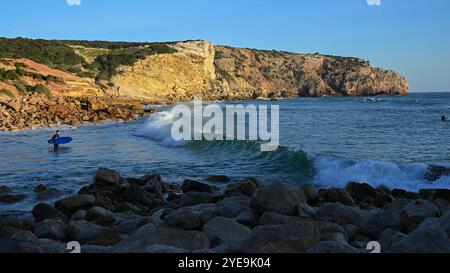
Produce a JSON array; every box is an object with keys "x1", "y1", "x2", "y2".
[{"x1": 52, "y1": 133, "x2": 60, "y2": 151}]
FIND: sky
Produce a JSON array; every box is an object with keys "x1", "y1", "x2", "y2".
[{"x1": 1, "y1": 0, "x2": 450, "y2": 92}]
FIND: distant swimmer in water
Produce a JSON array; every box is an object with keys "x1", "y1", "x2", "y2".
[{"x1": 442, "y1": 115, "x2": 449, "y2": 122}]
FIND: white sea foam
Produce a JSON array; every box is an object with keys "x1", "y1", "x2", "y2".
[
  {"x1": 135, "y1": 111, "x2": 186, "y2": 146},
  {"x1": 311, "y1": 155, "x2": 450, "y2": 191}
]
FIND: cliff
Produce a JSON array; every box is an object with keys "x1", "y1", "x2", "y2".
[{"x1": 0, "y1": 37, "x2": 409, "y2": 130}]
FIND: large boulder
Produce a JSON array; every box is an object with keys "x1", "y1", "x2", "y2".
[
  {"x1": 0, "y1": 231, "x2": 42, "y2": 253},
  {"x1": 217, "y1": 196, "x2": 250, "y2": 218},
  {"x1": 124, "y1": 184, "x2": 162, "y2": 208},
  {"x1": 308, "y1": 241, "x2": 361, "y2": 253},
  {"x1": 320, "y1": 188, "x2": 355, "y2": 206},
  {"x1": 378, "y1": 229, "x2": 406, "y2": 253},
  {"x1": 242, "y1": 222, "x2": 320, "y2": 253},
  {"x1": 360, "y1": 209, "x2": 402, "y2": 239},
  {"x1": 173, "y1": 192, "x2": 220, "y2": 207},
  {"x1": 113, "y1": 217, "x2": 153, "y2": 235},
  {"x1": 424, "y1": 165, "x2": 450, "y2": 182},
  {"x1": 299, "y1": 184, "x2": 319, "y2": 204},
  {"x1": 92, "y1": 168, "x2": 122, "y2": 187},
  {"x1": 55, "y1": 194, "x2": 95, "y2": 215},
  {"x1": 202, "y1": 217, "x2": 251, "y2": 252},
  {"x1": 66, "y1": 220, "x2": 104, "y2": 243},
  {"x1": 36, "y1": 188, "x2": 64, "y2": 201},
  {"x1": 345, "y1": 182, "x2": 379, "y2": 204},
  {"x1": 111, "y1": 224, "x2": 210, "y2": 252},
  {"x1": 225, "y1": 178, "x2": 260, "y2": 196},
  {"x1": 163, "y1": 207, "x2": 203, "y2": 230},
  {"x1": 0, "y1": 194, "x2": 26, "y2": 203},
  {"x1": 317, "y1": 202, "x2": 369, "y2": 226},
  {"x1": 33, "y1": 220, "x2": 67, "y2": 241},
  {"x1": 391, "y1": 218, "x2": 450, "y2": 253},
  {"x1": 32, "y1": 203, "x2": 66, "y2": 222},
  {"x1": 250, "y1": 182, "x2": 299, "y2": 216},
  {"x1": 85, "y1": 206, "x2": 115, "y2": 222},
  {"x1": 400, "y1": 199, "x2": 440, "y2": 232},
  {"x1": 182, "y1": 180, "x2": 213, "y2": 193}
]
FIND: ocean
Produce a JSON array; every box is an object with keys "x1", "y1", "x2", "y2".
[{"x1": 1, "y1": 92, "x2": 449, "y2": 214}]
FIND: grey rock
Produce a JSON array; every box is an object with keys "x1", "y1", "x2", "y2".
[
  {"x1": 297, "y1": 202, "x2": 317, "y2": 219},
  {"x1": 66, "y1": 220, "x2": 104, "y2": 243},
  {"x1": 36, "y1": 188, "x2": 64, "y2": 201},
  {"x1": 317, "y1": 202, "x2": 369, "y2": 226},
  {"x1": 71, "y1": 210, "x2": 87, "y2": 221},
  {"x1": 92, "y1": 168, "x2": 122, "y2": 187},
  {"x1": 320, "y1": 188, "x2": 355, "y2": 206},
  {"x1": 345, "y1": 182, "x2": 378, "y2": 204},
  {"x1": 113, "y1": 217, "x2": 153, "y2": 235},
  {"x1": 32, "y1": 203, "x2": 66, "y2": 222},
  {"x1": 182, "y1": 179, "x2": 213, "y2": 193},
  {"x1": 242, "y1": 222, "x2": 320, "y2": 253},
  {"x1": 111, "y1": 224, "x2": 210, "y2": 252},
  {"x1": 360, "y1": 209, "x2": 402, "y2": 239},
  {"x1": 378, "y1": 229, "x2": 406, "y2": 253},
  {"x1": 163, "y1": 207, "x2": 203, "y2": 230},
  {"x1": 308, "y1": 241, "x2": 361, "y2": 253},
  {"x1": 217, "y1": 196, "x2": 250, "y2": 218},
  {"x1": 250, "y1": 182, "x2": 299, "y2": 216},
  {"x1": 34, "y1": 220, "x2": 67, "y2": 241},
  {"x1": 0, "y1": 231, "x2": 43, "y2": 253},
  {"x1": 202, "y1": 217, "x2": 251, "y2": 252},
  {"x1": 55, "y1": 194, "x2": 95, "y2": 215},
  {"x1": 391, "y1": 218, "x2": 450, "y2": 253},
  {"x1": 86, "y1": 206, "x2": 115, "y2": 222},
  {"x1": 400, "y1": 199, "x2": 440, "y2": 232},
  {"x1": 33, "y1": 184, "x2": 48, "y2": 193}
]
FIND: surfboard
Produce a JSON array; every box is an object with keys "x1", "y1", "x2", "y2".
[{"x1": 48, "y1": 137, "x2": 73, "y2": 145}]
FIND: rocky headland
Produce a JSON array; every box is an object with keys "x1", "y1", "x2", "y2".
[
  {"x1": 0, "y1": 37, "x2": 409, "y2": 131},
  {"x1": 1, "y1": 167, "x2": 449, "y2": 253}
]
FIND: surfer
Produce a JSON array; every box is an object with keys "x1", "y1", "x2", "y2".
[
  {"x1": 442, "y1": 115, "x2": 449, "y2": 122},
  {"x1": 51, "y1": 130, "x2": 60, "y2": 151}
]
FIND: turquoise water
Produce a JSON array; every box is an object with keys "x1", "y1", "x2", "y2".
[{"x1": 1, "y1": 92, "x2": 449, "y2": 214}]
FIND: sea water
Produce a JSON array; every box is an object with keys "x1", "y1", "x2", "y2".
[{"x1": 1, "y1": 92, "x2": 449, "y2": 214}]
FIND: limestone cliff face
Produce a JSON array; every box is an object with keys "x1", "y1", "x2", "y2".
[
  {"x1": 108, "y1": 41, "x2": 408, "y2": 101},
  {"x1": 110, "y1": 41, "x2": 220, "y2": 101}
]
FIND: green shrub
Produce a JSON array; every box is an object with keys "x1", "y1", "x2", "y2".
[
  {"x1": 33, "y1": 84, "x2": 53, "y2": 98},
  {"x1": 0, "y1": 88, "x2": 14, "y2": 98},
  {"x1": 3, "y1": 70, "x2": 20, "y2": 80}
]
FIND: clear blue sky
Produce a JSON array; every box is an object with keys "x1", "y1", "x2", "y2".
[{"x1": 1, "y1": 0, "x2": 450, "y2": 92}]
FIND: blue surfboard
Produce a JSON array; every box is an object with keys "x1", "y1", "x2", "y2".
[{"x1": 48, "y1": 137, "x2": 73, "y2": 145}]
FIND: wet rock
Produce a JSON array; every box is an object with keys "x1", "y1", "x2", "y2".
[
  {"x1": 36, "y1": 188, "x2": 64, "y2": 201},
  {"x1": 250, "y1": 182, "x2": 299, "y2": 216},
  {"x1": 92, "y1": 168, "x2": 122, "y2": 187},
  {"x1": 297, "y1": 202, "x2": 317, "y2": 219},
  {"x1": 113, "y1": 217, "x2": 153, "y2": 235},
  {"x1": 424, "y1": 165, "x2": 450, "y2": 182},
  {"x1": 86, "y1": 206, "x2": 115, "y2": 222},
  {"x1": 33, "y1": 184, "x2": 48, "y2": 193},
  {"x1": 400, "y1": 199, "x2": 440, "y2": 232},
  {"x1": 0, "y1": 231, "x2": 43, "y2": 253},
  {"x1": 259, "y1": 212, "x2": 304, "y2": 226},
  {"x1": 316, "y1": 221, "x2": 349, "y2": 244},
  {"x1": 299, "y1": 184, "x2": 319, "y2": 204},
  {"x1": 0, "y1": 194, "x2": 27, "y2": 203},
  {"x1": 345, "y1": 182, "x2": 378, "y2": 204},
  {"x1": 0, "y1": 185, "x2": 12, "y2": 194},
  {"x1": 391, "y1": 218, "x2": 450, "y2": 253},
  {"x1": 111, "y1": 224, "x2": 210, "y2": 252},
  {"x1": 86, "y1": 227, "x2": 122, "y2": 246},
  {"x1": 38, "y1": 239, "x2": 67, "y2": 253},
  {"x1": 174, "y1": 192, "x2": 221, "y2": 207},
  {"x1": 124, "y1": 184, "x2": 162, "y2": 208},
  {"x1": 32, "y1": 203, "x2": 67, "y2": 222},
  {"x1": 217, "y1": 196, "x2": 250, "y2": 218},
  {"x1": 317, "y1": 202, "x2": 369, "y2": 226},
  {"x1": 34, "y1": 220, "x2": 67, "y2": 241},
  {"x1": 378, "y1": 229, "x2": 406, "y2": 253},
  {"x1": 360, "y1": 209, "x2": 402, "y2": 239},
  {"x1": 242, "y1": 222, "x2": 320, "y2": 253},
  {"x1": 235, "y1": 210, "x2": 259, "y2": 228},
  {"x1": 66, "y1": 220, "x2": 104, "y2": 243},
  {"x1": 55, "y1": 194, "x2": 95, "y2": 215},
  {"x1": 202, "y1": 217, "x2": 251, "y2": 252},
  {"x1": 163, "y1": 207, "x2": 203, "y2": 230},
  {"x1": 320, "y1": 188, "x2": 355, "y2": 206},
  {"x1": 225, "y1": 178, "x2": 260, "y2": 196},
  {"x1": 207, "y1": 175, "x2": 230, "y2": 183},
  {"x1": 308, "y1": 241, "x2": 361, "y2": 253},
  {"x1": 71, "y1": 210, "x2": 87, "y2": 221},
  {"x1": 182, "y1": 180, "x2": 213, "y2": 193}
]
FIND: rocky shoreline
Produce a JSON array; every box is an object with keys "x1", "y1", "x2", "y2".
[
  {"x1": 0, "y1": 94, "x2": 158, "y2": 131},
  {"x1": 1, "y1": 168, "x2": 449, "y2": 253}
]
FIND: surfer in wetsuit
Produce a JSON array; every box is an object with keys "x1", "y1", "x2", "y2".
[{"x1": 51, "y1": 130, "x2": 60, "y2": 151}]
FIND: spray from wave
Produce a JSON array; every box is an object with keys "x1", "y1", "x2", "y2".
[{"x1": 136, "y1": 111, "x2": 450, "y2": 191}]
